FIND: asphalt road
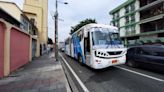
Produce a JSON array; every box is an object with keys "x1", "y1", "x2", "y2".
[{"x1": 60, "y1": 52, "x2": 164, "y2": 92}]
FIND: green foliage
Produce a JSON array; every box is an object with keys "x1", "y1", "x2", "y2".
[
  {"x1": 70, "y1": 18, "x2": 97, "y2": 34},
  {"x1": 48, "y1": 38, "x2": 53, "y2": 44}
]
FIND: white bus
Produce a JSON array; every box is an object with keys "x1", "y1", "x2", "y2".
[
  {"x1": 59, "y1": 42, "x2": 65, "y2": 51},
  {"x1": 65, "y1": 24, "x2": 127, "y2": 69}
]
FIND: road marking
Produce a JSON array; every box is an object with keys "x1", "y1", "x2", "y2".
[
  {"x1": 115, "y1": 66, "x2": 164, "y2": 82},
  {"x1": 59, "y1": 53, "x2": 90, "y2": 92}
]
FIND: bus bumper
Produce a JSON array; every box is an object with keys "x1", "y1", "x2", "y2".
[{"x1": 92, "y1": 55, "x2": 126, "y2": 69}]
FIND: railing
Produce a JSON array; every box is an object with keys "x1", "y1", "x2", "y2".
[
  {"x1": 125, "y1": 30, "x2": 136, "y2": 36},
  {"x1": 140, "y1": 0, "x2": 158, "y2": 7},
  {"x1": 139, "y1": 0, "x2": 164, "y2": 19},
  {"x1": 140, "y1": 3, "x2": 164, "y2": 20}
]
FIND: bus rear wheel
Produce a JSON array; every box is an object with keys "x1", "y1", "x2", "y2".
[{"x1": 78, "y1": 55, "x2": 84, "y2": 65}]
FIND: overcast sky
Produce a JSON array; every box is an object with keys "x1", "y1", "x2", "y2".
[{"x1": 8, "y1": 0, "x2": 126, "y2": 42}]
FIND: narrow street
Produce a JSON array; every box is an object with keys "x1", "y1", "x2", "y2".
[
  {"x1": 60, "y1": 52, "x2": 164, "y2": 92},
  {"x1": 1, "y1": 0, "x2": 164, "y2": 92}
]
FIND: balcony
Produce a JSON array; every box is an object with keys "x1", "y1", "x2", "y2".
[
  {"x1": 140, "y1": 0, "x2": 158, "y2": 7},
  {"x1": 140, "y1": 2, "x2": 164, "y2": 20},
  {"x1": 140, "y1": 18, "x2": 164, "y2": 33},
  {"x1": 125, "y1": 30, "x2": 136, "y2": 36}
]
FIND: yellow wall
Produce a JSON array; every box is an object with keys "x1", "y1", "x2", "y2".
[
  {"x1": 0, "y1": 2, "x2": 22, "y2": 22},
  {"x1": 23, "y1": 0, "x2": 48, "y2": 44}
]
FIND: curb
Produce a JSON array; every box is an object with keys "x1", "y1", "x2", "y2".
[{"x1": 59, "y1": 61, "x2": 72, "y2": 92}]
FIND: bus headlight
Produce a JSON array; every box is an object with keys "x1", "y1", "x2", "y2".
[
  {"x1": 122, "y1": 50, "x2": 127, "y2": 54},
  {"x1": 95, "y1": 51, "x2": 109, "y2": 57}
]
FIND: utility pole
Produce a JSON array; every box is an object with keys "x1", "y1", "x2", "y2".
[
  {"x1": 54, "y1": 0, "x2": 67, "y2": 61},
  {"x1": 54, "y1": 0, "x2": 58, "y2": 61}
]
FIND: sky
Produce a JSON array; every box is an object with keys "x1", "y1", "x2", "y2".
[{"x1": 5, "y1": 0, "x2": 126, "y2": 42}]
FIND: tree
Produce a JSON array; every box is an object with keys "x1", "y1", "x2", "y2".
[
  {"x1": 70, "y1": 18, "x2": 97, "y2": 34},
  {"x1": 48, "y1": 38, "x2": 53, "y2": 44}
]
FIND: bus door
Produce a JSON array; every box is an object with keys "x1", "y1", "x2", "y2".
[
  {"x1": 69, "y1": 38, "x2": 71, "y2": 56},
  {"x1": 84, "y1": 32, "x2": 91, "y2": 65}
]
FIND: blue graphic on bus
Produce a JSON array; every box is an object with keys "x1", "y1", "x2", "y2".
[{"x1": 72, "y1": 34, "x2": 85, "y2": 64}]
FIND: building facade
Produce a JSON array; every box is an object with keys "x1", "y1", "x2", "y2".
[
  {"x1": 23, "y1": 0, "x2": 48, "y2": 55},
  {"x1": 0, "y1": 9, "x2": 31, "y2": 77},
  {"x1": 0, "y1": 1, "x2": 34, "y2": 33},
  {"x1": 0, "y1": 1, "x2": 39, "y2": 58},
  {"x1": 110, "y1": 0, "x2": 164, "y2": 46},
  {"x1": 0, "y1": 2, "x2": 41, "y2": 77},
  {"x1": 139, "y1": 0, "x2": 164, "y2": 44}
]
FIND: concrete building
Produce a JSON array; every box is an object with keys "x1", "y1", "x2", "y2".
[
  {"x1": 110, "y1": 0, "x2": 140, "y2": 46},
  {"x1": 110, "y1": 0, "x2": 164, "y2": 46},
  {"x1": 138, "y1": 0, "x2": 164, "y2": 44},
  {"x1": 0, "y1": 1, "x2": 32, "y2": 33},
  {"x1": 0, "y1": 1, "x2": 39, "y2": 58},
  {"x1": 0, "y1": 7, "x2": 21, "y2": 28},
  {"x1": 0, "y1": 8, "x2": 31, "y2": 77},
  {"x1": 0, "y1": 1, "x2": 22, "y2": 23},
  {"x1": 23, "y1": 0, "x2": 48, "y2": 55}
]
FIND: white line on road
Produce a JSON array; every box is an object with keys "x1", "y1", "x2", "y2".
[
  {"x1": 59, "y1": 53, "x2": 90, "y2": 92},
  {"x1": 115, "y1": 66, "x2": 164, "y2": 82}
]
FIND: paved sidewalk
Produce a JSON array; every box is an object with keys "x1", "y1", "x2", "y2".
[{"x1": 0, "y1": 53, "x2": 71, "y2": 92}]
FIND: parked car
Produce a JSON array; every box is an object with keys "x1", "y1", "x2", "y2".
[{"x1": 126, "y1": 45, "x2": 164, "y2": 71}]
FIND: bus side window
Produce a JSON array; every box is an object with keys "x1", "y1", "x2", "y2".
[
  {"x1": 87, "y1": 32, "x2": 90, "y2": 53},
  {"x1": 84, "y1": 32, "x2": 91, "y2": 57},
  {"x1": 87, "y1": 32, "x2": 90, "y2": 52}
]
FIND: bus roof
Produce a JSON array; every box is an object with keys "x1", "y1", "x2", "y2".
[
  {"x1": 71, "y1": 23, "x2": 118, "y2": 35},
  {"x1": 85, "y1": 23, "x2": 118, "y2": 29}
]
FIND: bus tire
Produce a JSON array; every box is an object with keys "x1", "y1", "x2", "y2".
[{"x1": 78, "y1": 54, "x2": 84, "y2": 65}]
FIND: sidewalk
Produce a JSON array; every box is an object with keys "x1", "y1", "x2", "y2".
[{"x1": 0, "y1": 52, "x2": 71, "y2": 92}]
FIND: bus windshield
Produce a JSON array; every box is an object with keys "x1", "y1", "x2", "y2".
[{"x1": 92, "y1": 27, "x2": 121, "y2": 46}]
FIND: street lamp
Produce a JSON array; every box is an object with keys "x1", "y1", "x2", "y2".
[{"x1": 54, "y1": 0, "x2": 68, "y2": 61}]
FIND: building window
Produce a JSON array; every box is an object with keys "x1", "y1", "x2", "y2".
[
  {"x1": 125, "y1": 16, "x2": 129, "y2": 24},
  {"x1": 29, "y1": 24, "x2": 32, "y2": 31},
  {"x1": 113, "y1": 22, "x2": 116, "y2": 26},
  {"x1": 125, "y1": 6, "x2": 129, "y2": 14},
  {"x1": 116, "y1": 21, "x2": 120, "y2": 27},
  {"x1": 125, "y1": 26, "x2": 129, "y2": 35},
  {"x1": 130, "y1": 3, "x2": 135, "y2": 11},
  {"x1": 131, "y1": 25, "x2": 136, "y2": 34},
  {"x1": 125, "y1": 26, "x2": 129, "y2": 31},
  {"x1": 131, "y1": 14, "x2": 135, "y2": 22},
  {"x1": 116, "y1": 12, "x2": 119, "y2": 19},
  {"x1": 113, "y1": 12, "x2": 119, "y2": 20}
]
